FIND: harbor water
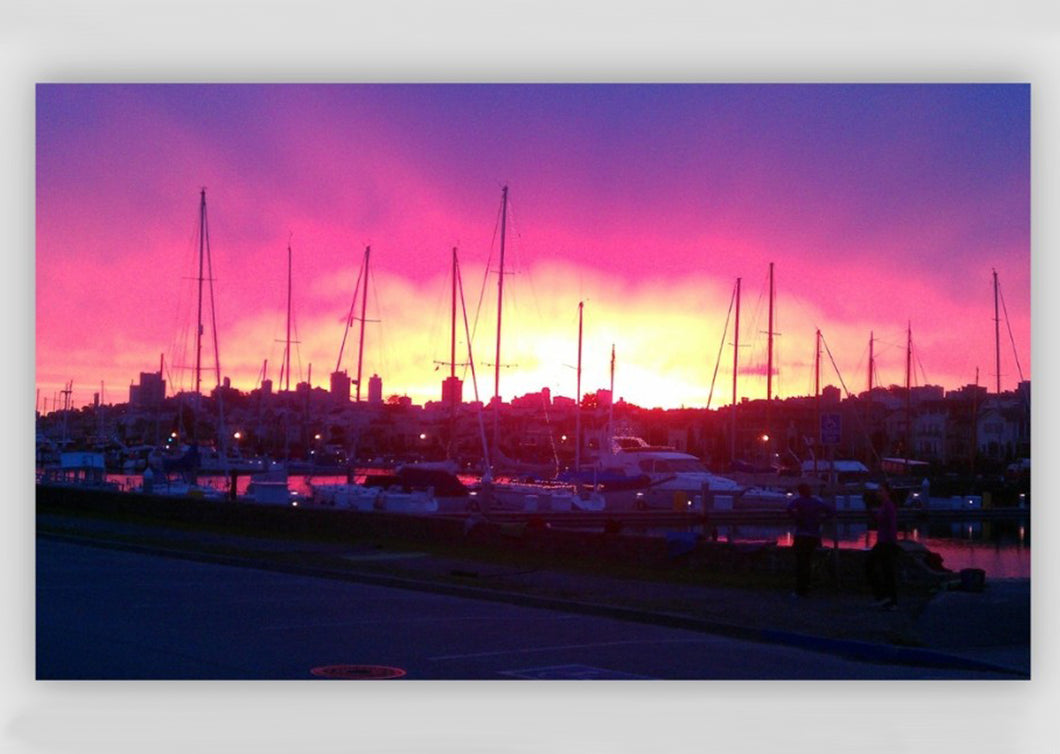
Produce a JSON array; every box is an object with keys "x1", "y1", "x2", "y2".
[{"x1": 629, "y1": 517, "x2": 1030, "y2": 579}]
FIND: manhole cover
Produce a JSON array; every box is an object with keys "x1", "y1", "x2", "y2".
[{"x1": 310, "y1": 664, "x2": 407, "y2": 680}]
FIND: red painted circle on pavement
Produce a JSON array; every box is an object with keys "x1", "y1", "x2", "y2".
[{"x1": 310, "y1": 664, "x2": 407, "y2": 680}]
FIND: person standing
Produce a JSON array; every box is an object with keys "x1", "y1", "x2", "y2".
[
  {"x1": 787, "y1": 483, "x2": 835, "y2": 597},
  {"x1": 865, "y1": 481, "x2": 901, "y2": 609}
]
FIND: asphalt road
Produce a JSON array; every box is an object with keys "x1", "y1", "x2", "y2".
[{"x1": 36, "y1": 537, "x2": 1019, "y2": 680}]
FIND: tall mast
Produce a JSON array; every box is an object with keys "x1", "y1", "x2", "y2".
[
  {"x1": 731, "y1": 277, "x2": 741, "y2": 463},
  {"x1": 355, "y1": 246, "x2": 370, "y2": 402},
  {"x1": 868, "y1": 331, "x2": 874, "y2": 395},
  {"x1": 608, "y1": 344, "x2": 615, "y2": 450},
  {"x1": 971, "y1": 366, "x2": 980, "y2": 472},
  {"x1": 993, "y1": 269, "x2": 1001, "y2": 395},
  {"x1": 450, "y1": 246, "x2": 458, "y2": 379},
  {"x1": 492, "y1": 185, "x2": 509, "y2": 458},
  {"x1": 283, "y1": 238, "x2": 293, "y2": 393},
  {"x1": 814, "y1": 329, "x2": 821, "y2": 476},
  {"x1": 766, "y1": 262, "x2": 775, "y2": 461},
  {"x1": 815, "y1": 330, "x2": 821, "y2": 402},
  {"x1": 906, "y1": 321, "x2": 913, "y2": 459},
  {"x1": 157, "y1": 354, "x2": 164, "y2": 446},
  {"x1": 61, "y1": 381, "x2": 72, "y2": 444},
  {"x1": 494, "y1": 185, "x2": 509, "y2": 405},
  {"x1": 576, "y1": 300, "x2": 583, "y2": 470},
  {"x1": 767, "y1": 262, "x2": 774, "y2": 404},
  {"x1": 867, "y1": 331, "x2": 874, "y2": 460},
  {"x1": 195, "y1": 189, "x2": 207, "y2": 398},
  {"x1": 445, "y1": 247, "x2": 460, "y2": 459}
]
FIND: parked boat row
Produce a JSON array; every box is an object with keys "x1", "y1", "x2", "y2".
[{"x1": 38, "y1": 449, "x2": 1010, "y2": 521}]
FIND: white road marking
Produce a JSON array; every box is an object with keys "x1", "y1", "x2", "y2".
[{"x1": 431, "y1": 636, "x2": 710, "y2": 661}]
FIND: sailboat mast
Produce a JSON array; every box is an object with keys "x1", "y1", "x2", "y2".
[
  {"x1": 355, "y1": 246, "x2": 371, "y2": 402},
  {"x1": 608, "y1": 344, "x2": 615, "y2": 449},
  {"x1": 814, "y1": 329, "x2": 821, "y2": 476},
  {"x1": 491, "y1": 186, "x2": 509, "y2": 459},
  {"x1": 868, "y1": 331, "x2": 874, "y2": 394},
  {"x1": 767, "y1": 262, "x2": 774, "y2": 404},
  {"x1": 195, "y1": 189, "x2": 207, "y2": 397},
  {"x1": 972, "y1": 366, "x2": 979, "y2": 472},
  {"x1": 283, "y1": 238, "x2": 293, "y2": 393},
  {"x1": 576, "y1": 301, "x2": 583, "y2": 471},
  {"x1": 906, "y1": 321, "x2": 913, "y2": 459},
  {"x1": 766, "y1": 262, "x2": 775, "y2": 462},
  {"x1": 993, "y1": 269, "x2": 1001, "y2": 394},
  {"x1": 815, "y1": 330, "x2": 821, "y2": 401},
  {"x1": 450, "y1": 247, "x2": 458, "y2": 379},
  {"x1": 731, "y1": 277, "x2": 741, "y2": 463},
  {"x1": 494, "y1": 185, "x2": 509, "y2": 404},
  {"x1": 867, "y1": 330, "x2": 874, "y2": 457}
]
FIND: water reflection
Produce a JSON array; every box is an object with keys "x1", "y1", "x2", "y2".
[{"x1": 652, "y1": 516, "x2": 1031, "y2": 579}]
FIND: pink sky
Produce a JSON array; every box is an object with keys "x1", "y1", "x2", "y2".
[{"x1": 35, "y1": 84, "x2": 1030, "y2": 411}]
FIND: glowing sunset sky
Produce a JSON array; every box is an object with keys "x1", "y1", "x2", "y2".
[{"x1": 35, "y1": 84, "x2": 1030, "y2": 411}]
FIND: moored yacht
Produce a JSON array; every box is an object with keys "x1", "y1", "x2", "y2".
[{"x1": 580, "y1": 437, "x2": 792, "y2": 511}]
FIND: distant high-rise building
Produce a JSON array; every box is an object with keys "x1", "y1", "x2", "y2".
[
  {"x1": 442, "y1": 375, "x2": 463, "y2": 407},
  {"x1": 330, "y1": 370, "x2": 351, "y2": 402},
  {"x1": 368, "y1": 374, "x2": 383, "y2": 405},
  {"x1": 129, "y1": 371, "x2": 165, "y2": 408}
]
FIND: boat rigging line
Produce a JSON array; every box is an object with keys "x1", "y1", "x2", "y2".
[
  {"x1": 995, "y1": 269, "x2": 1026, "y2": 386},
  {"x1": 454, "y1": 249, "x2": 492, "y2": 479},
  {"x1": 277, "y1": 234, "x2": 300, "y2": 393},
  {"x1": 333, "y1": 246, "x2": 379, "y2": 401},
  {"x1": 335, "y1": 247, "x2": 367, "y2": 374},
  {"x1": 705, "y1": 279, "x2": 738, "y2": 411},
  {"x1": 817, "y1": 329, "x2": 884, "y2": 469},
  {"x1": 468, "y1": 186, "x2": 507, "y2": 352},
  {"x1": 368, "y1": 253, "x2": 393, "y2": 397}
]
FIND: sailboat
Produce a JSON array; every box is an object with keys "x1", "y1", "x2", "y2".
[
  {"x1": 463, "y1": 187, "x2": 605, "y2": 512},
  {"x1": 139, "y1": 189, "x2": 228, "y2": 500},
  {"x1": 311, "y1": 246, "x2": 472, "y2": 514},
  {"x1": 476, "y1": 185, "x2": 550, "y2": 478},
  {"x1": 482, "y1": 313, "x2": 606, "y2": 514},
  {"x1": 576, "y1": 268, "x2": 790, "y2": 512},
  {"x1": 241, "y1": 237, "x2": 303, "y2": 506}
]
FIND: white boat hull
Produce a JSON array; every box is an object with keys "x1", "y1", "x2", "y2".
[{"x1": 310, "y1": 483, "x2": 439, "y2": 514}]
